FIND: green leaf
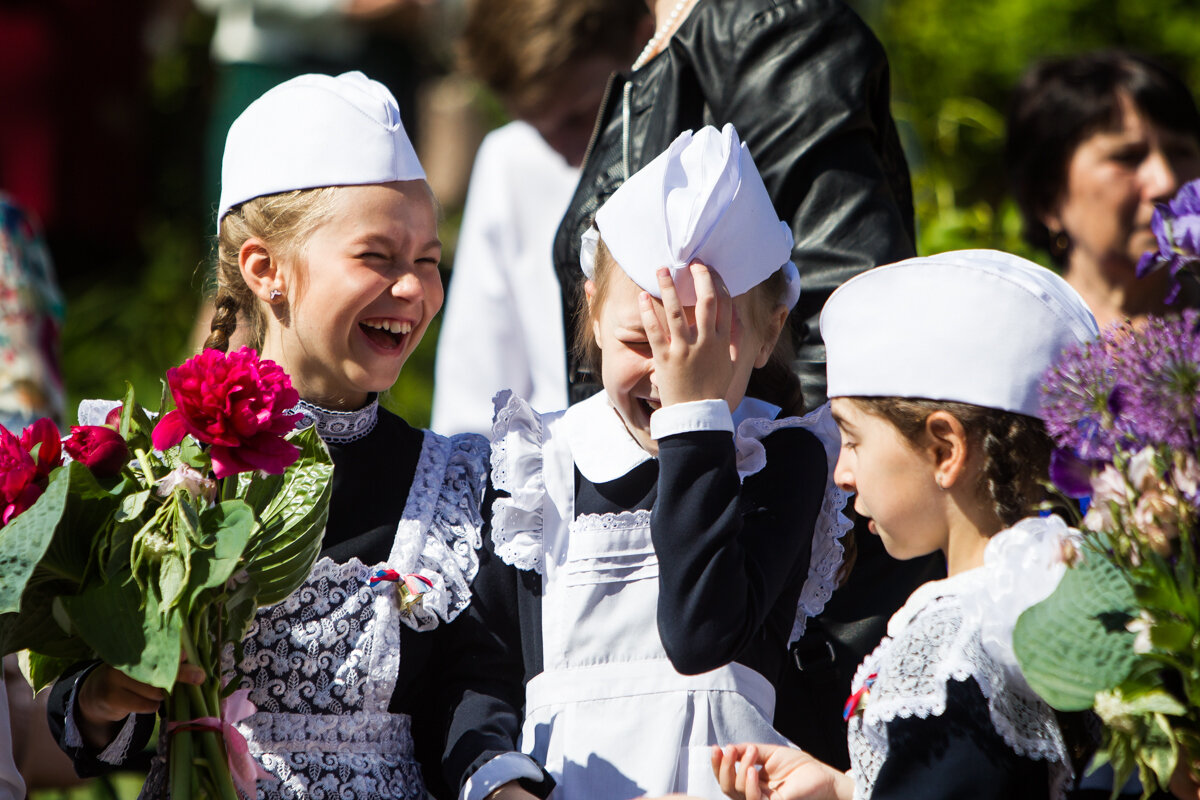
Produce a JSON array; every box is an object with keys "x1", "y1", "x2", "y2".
[
  {"x1": 116, "y1": 489, "x2": 151, "y2": 523},
  {"x1": 1013, "y1": 552, "x2": 1139, "y2": 710},
  {"x1": 1148, "y1": 618, "x2": 1196, "y2": 653},
  {"x1": 60, "y1": 574, "x2": 181, "y2": 690},
  {"x1": 184, "y1": 500, "x2": 255, "y2": 610},
  {"x1": 0, "y1": 466, "x2": 71, "y2": 615},
  {"x1": 1141, "y1": 713, "x2": 1178, "y2": 794},
  {"x1": 19, "y1": 650, "x2": 78, "y2": 695},
  {"x1": 241, "y1": 426, "x2": 332, "y2": 605}
]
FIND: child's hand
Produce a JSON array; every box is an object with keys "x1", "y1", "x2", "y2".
[
  {"x1": 639, "y1": 263, "x2": 736, "y2": 408},
  {"x1": 711, "y1": 743, "x2": 853, "y2": 800},
  {"x1": 76, "y1": 661, "x2": 204, "y2": 748}
]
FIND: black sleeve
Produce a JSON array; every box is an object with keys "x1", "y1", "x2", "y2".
[
  {"x1": 45, "y1": 661, "x2": 156, "y2": 777},
  {"x1": 652, "y1": 426, "x2": 827, "y2": 675},
  {"x1": 440, "y1": 487, "x2": 554, "y2": 798},
  {"x1": 871, "y1": 677, "x2": 1052, "y2": 800},
  {"x1": 696, "y1": 0, "x2": 916, "y2": 405}
]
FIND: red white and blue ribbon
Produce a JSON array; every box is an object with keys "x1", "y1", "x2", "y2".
[
  {"x1": 843, "y1": 672, "x2": 878, "y2": 721},
  {"x1": 368, "y1": 569, "x2": 434, "y2": 611}
]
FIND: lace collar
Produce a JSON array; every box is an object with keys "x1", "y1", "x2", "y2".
[{"x1": 294, "y1": 395, "x2": 379, "y2": 444}]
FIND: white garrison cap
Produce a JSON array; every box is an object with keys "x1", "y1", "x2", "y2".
[
  {"x1": 218, "y1": 71, "x2": 425, "y2": 225},
  {"x1": 820, "y1": 249, "x2": 1099, "y2": 418},
  {"x1": 581, "y1": 123, "x2": 800, "y2": 309}
]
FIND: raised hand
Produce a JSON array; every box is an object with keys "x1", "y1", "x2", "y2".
[
  {"x1": 638, "y1": 263, "x2": 737, "y2": 408},
  {"x1": 711, "y1": 743, "x2": 853, "y2": 800}
]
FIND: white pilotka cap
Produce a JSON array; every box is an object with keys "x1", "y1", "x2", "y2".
[
  {"x1": 820, "y1": 249, "x2": 1100, "y2": 419},
  {"x1": 580, "y1": 123, "x2": 801, "y2": 309},
  {"x1": 218, "y1": 71, "x2": 425, "y2": 227}
]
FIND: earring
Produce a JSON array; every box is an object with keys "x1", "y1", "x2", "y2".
[
  {"x1": 269, "y1": 289, "x2": 282, "y2": 301},
  {"x1": 1050, "y1": 230, "x2": 1070, "y2": 259},
  {"x1": 935, "y1": 475, "x2": 945, "y2": 490}
]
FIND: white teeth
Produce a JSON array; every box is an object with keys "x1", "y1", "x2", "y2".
[{"x1": 363, "y1": 320, "x2": 413, "y2": 335}]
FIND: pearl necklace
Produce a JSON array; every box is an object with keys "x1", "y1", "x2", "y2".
[{"x1": 631, "y1": 0, "x2": 696, "y2": 71}]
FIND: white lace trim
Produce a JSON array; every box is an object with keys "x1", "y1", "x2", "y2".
[
  {"x1": 735, "y1": 404, "x2": 852, "y2": 645},
  {"x1": 387, "y1": 430, "x2": 487, "y2": 630},
  {"x1": 572, "y1": 509, "x2": 652, "y2": 532},
  {"x1": 489, "y1": 390, "x2": 547, "y2": 573},
  {"x1": 294, "y1": 396, "x2": 379, "y2": 443},
  {"x1": 848, "y1": 578, "x2": 1072, "y2": 800}
]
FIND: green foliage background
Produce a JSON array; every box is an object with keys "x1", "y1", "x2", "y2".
[{"x1": 36, "y1": 4, "x2": 1200, "y2": 792}]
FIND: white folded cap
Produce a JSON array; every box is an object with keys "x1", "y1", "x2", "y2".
[
  {"x1": 218, "y1": 71, "x2": 425, "y2": 226},
  {"x1": 820, "y1": 249, "x2": 1099, "y2": 418},
  {"x1": 581, "y1": 123, "x2": 800, "y2": 309}
]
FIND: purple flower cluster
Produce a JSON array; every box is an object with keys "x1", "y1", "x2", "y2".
[
  {"x1": 1043, "y1": 309, "x2": 1200, "y2": 471},
  {"x1": 1137, "y1": 179, "x2": 1200, "y2": 302}
]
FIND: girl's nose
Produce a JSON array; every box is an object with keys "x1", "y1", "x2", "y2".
[
  {"x1": 832, "y1": 451, "x2": 856, "y2": 493},
  {"x1": 391, "y1": 268, "x2": 424, "y2": 300}
]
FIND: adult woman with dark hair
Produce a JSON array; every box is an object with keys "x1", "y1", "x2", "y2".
[{"x1": 1007, "y1": 51, "x2": 1200, "y2": 328}]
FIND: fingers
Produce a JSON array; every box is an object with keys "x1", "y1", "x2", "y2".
[
  {"x1": 177, "y1": 662, "x2": 206, "y2": 686},
  {"x1": 80, "y1": 665, "x2": 164, "y2": 722},
  {"x1": 656, "y1": 267, "x2": 691, "y2": 344},
  {"x1": 716, "y1": 745, "x2": 741, "y2": 798},
  {"x1": 690, "y1": 262, "x2": 732, "y2": 341},
  {"x1": 738, "y1": 745, "x2": 759, "y2": 800},
  {"x1": 640, "y1": 291, "x2": 670, "y2": 354}
]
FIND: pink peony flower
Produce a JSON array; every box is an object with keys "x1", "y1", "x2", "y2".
[
  {"x1": 63, "y1": 425, "x2": 129, "y2": 478},
  {"x1": 151, "y1": 348, "x2": 301, "y2": 479},
  {"x1": 0, "y1": 426, "x2": 41, "y2": 525}
]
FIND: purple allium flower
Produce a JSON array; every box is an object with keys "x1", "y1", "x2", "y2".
[
  {"x1": 1137, "y1": 180, "x2": 1200, "y2": 302},
  {"x1": 1109, "y1": 310, "x2": 1200, "y2": 452},
  {"x1": 1049, "y1": 447, "x2": 1101, "y2": 498},
  {"x1": 1041, "y1": 335, "x2": 1124, "y2": 460}
]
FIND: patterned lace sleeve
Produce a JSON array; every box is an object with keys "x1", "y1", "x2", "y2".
[
  {"x1": 487, "y1": 390, "x2": 547, "y2": 573},
  {"x1": 388, "y1": 431, "x2": 489, "y2": 631},
  {"x1": 734, "y1": 402, "x2": 852, "y2": 644}
]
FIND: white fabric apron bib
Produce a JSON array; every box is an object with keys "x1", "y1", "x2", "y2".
[{"x1": 518, "y1": 412, "x2": 788, "y2": 800}]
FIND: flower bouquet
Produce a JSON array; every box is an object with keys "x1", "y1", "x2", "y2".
[
  {"x1": 1011, "y1": 186, "x2": 1200, "y2": 798},
  {"x1": 0, "y1": 347, "x2": 333, "y2": 800}
]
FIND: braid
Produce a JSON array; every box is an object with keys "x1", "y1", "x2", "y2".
[
  {"x1": 204, "y1": 291, "x2": 241, "y2": 352},
  {"x1": 979, "y1": 413, "x2": 1053, "y2": 526}
]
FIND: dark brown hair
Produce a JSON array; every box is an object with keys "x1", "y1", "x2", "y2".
[
  {"x1": 852, "y1": 397, "x2": 1053, "y2": 527},
  {"x1": 1006, "y1": 51, "x2": 1200, "y2": 265},
  {"x1": 459, "y1": 0, "x2": 647, "y2": 112},
  {"x1": 574, "y1": 236, "x2": 804, "y2": 417}
]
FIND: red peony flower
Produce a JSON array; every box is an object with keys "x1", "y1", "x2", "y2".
[
  {"x1": 0, "y1": 426, "x2": 43, "y2": 526},
  {"x1": 20, "y1": 417, "x2": 62, "y2": 481},
  {"x1": 64, "y1": 425, "x2": 130, "y2": 478},
  {"x1": 151, "y1": 347, "x2": 301, "y2": 479}
]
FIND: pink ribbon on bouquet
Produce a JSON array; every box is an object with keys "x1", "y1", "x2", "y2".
[{"x1": 167, "y1": 687, "x2": 272, "y2": 799}]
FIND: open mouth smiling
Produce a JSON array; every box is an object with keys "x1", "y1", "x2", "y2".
[{"x1": 360, "y1": 318, "x2": 414, "y2": 351}]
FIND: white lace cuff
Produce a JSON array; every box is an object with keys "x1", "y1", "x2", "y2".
[
  {"x1": 734, "y1": 403, "x2": 852, "y2": 645},
  {"x1": 489, "y1": 391, "x2": 547, "y2": 573},
  {"x1": 389, "y1": 431, "x2": 488, "y2": 630},
  {"x1": 77, "y1": 398, "x2": 121, "y2": 426},
  {"x1": 64, "y1": 672, "x2": 139, "y2": 764},
  {"x1": 649, "y1": 399, "x2": 734, "y2": 439},
  {"x1": 460, "y1": 752, "x2": 545, "y2": 800}
]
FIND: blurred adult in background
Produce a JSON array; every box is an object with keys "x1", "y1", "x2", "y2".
[
  {"x1": 430, "y1": 0, "x2": 651, "y2": 436},
  {"x1": 1007, "y1": 51, "x2": 1200, "y2": 329}
]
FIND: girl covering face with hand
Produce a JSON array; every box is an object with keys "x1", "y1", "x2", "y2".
[
  {"x1": 48, "y1": 71, "x2": 503, "y2": 800},
  {"x1": 710, "y1": 250, "x2": 1104, "y2": 800},
  {"x1": 450, "y1": 124, "x2": 851, "y2": 800}
]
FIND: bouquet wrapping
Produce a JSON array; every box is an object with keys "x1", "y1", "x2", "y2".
[{"x1": 0, "y1": 347, "x2": 333, "y2": 800}]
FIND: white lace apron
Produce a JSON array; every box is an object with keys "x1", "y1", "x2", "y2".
[
  {"x1": 490, "y1": 391, "x2": 849, "y2": 800},
  {"x1": 134, "y1": 417, "x2": 485, "y2": 800},
  {"x1": 846, "y1": 518, "x2": 1077, "y2": 800}
]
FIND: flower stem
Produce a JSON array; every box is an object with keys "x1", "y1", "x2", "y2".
[
  {"x1": 168, "y1": 690, "x2": 194, "y2": 800},
  {"x1": 179, "y1": 624, "x2": 241, "y2": 800}
]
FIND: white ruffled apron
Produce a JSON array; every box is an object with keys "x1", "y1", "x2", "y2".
[{"x1": 517, "y1": 409, "x2": 789, "y2": 800}]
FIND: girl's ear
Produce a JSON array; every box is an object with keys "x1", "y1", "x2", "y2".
[
  {"x1": 924, "y1": 410, "x2": 970, "y2": 490},
  {"x1": 754, "y1": 304, "x2": 790, "y2": 368},
  {"x1": 239, "y1": 238, "x2": 284, "y2": 303},
  {"x1": 585, "y1": 279, "x2": 602, "y2": 350}
]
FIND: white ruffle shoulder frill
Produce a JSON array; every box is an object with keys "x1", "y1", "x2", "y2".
[
  {"x1": 848, "y1": 516, "x2": 1078, "y2": 800},
  {"x1": 489, "y1": 390, "x2": 556, "y2": 573},
  {"x1": 735, "y1": 403, "x2": 853, "y2": 645}
]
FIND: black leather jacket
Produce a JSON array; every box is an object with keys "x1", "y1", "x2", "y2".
[{"x1": 553, "y1": 0, "x2": 916, "y2": 409}]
